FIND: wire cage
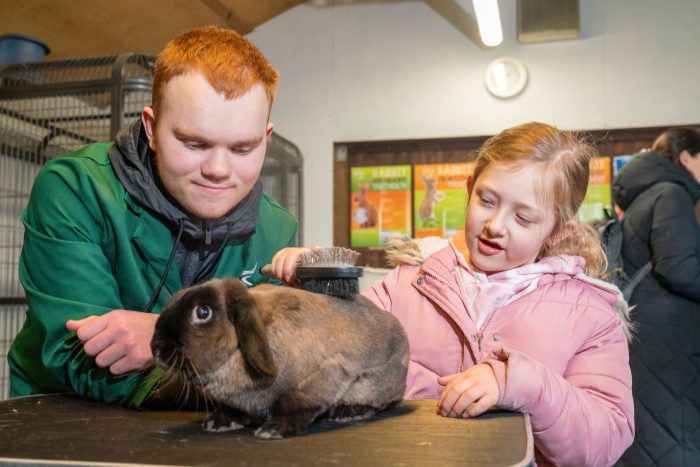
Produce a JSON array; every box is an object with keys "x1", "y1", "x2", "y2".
[
  {"x1": 262, "y1": 132, "x2": 303, "y2": 234},
  {"x1": 0, "y1": 54, "x2": 303, "y2": 400}
]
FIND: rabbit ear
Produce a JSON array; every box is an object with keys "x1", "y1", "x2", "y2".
[{"x1": 222, "y1": 278, "x2": 278, "y2": 379}]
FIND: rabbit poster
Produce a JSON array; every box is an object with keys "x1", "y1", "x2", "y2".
[
  {"x1": 413, "y1": 163, "x2": 473, "y2": 239},
  {"x1": 350, "y1": 165, "x2": 412, "y2": 247}
]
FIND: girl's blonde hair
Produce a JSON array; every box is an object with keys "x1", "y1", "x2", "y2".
[{"x1": 473, "y1": 122, "x2": 607, "y2": 277}]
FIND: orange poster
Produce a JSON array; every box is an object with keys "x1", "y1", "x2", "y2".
[
  {"x1": 350, "y1": 165, "x2": 412, "y2": 247},
  {"x1": 580, "y1": 156, "x2": 612, "y2": 223}
]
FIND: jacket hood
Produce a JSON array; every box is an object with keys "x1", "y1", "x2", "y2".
[
  {"x1": 385, "y1": 236, "x2": 634, "y2": 341},
  {"x1": 108, "y1": 119, "x2": 262, "y2": 244},
  {"x1": 613, "y1": 150, "x2": 700, "y2": 210},
  {"x1": 384, "y1": 236, "x2": 448, "y2": 267}
]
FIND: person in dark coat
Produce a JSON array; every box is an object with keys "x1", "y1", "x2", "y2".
[{"x1": 613, "y1": 127, "x2": 700, "y2": 467}]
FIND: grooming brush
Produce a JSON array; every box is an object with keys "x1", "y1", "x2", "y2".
[
  {"x1": 262, "y1": 247, "x2": 363, "y2": 299},
  {"x1": 295, "y1": 247, "x2": 363, "y2": 298}
]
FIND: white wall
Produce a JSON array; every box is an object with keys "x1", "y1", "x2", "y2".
[{"x1": 249, "y1": 0, "x2": 700, "y2": 247}]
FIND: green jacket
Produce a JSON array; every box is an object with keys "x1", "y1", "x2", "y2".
[{"x1": 8, "y1": 123, "x2": 297, "y2": 407}]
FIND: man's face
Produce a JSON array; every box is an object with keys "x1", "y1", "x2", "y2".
[{"x1": 143, "y1": 72, "x2": 273, "y2": 220}]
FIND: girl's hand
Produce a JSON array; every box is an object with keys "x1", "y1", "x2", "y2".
[
  {"x1": 436, "y1": 363, "x2": 500, "y2": 418},
  {"x1": 270, "y1": 247, "x2": 313, "y2": 284}
]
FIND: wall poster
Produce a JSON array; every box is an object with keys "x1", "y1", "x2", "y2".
[
  {"x1": 413, "y1": 163, "x2": 473, "y2": 240},
  {"x1": 579, "y1": 156, "x2": 612, "y2": 223},
  {"x1": 350, "y1": 165, "x2": 412, "y2": 247},
  {"x1": 613, "y1": 155, "x2": 633, "y2": 176}
]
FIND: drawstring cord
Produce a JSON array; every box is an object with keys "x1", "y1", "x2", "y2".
[
  {"x1": 143, "y1": 219, "x2": 185, "y2": 313},
  {"x1": 192, "y1": 221, "x2": 233, "y2": 285}
]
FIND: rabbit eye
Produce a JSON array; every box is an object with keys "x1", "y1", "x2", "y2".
[{"x1": 192, "y1": 304, "x2": 213, "y2": 324}]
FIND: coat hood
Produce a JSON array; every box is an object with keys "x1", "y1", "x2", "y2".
[
  {"x1": 108, "y1": 119, "x2": 262, "y2": 244},
  {"x1": 385, "y1": 236, "x2": 634, "y2": 340},
  {"x1": 613, "y1": 150, "x2": 700, "y2": 210}
]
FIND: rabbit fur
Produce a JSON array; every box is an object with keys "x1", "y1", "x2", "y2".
[{"x1": 151, "y1": 277, "x2": 409, "y2": 439}]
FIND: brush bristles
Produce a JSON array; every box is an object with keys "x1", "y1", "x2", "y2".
[
  {"x1": 300, "y1": 247, "x2": 360, "y2": 267},
  {"x1": 299, "y1": 277, "x2": 360, "y2": 298},
  {"x1": 295, "y1": 247, "x2": 362, "y2": 298}
]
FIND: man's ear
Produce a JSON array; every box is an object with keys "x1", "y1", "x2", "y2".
[
  {"x1": 142, "y1": 107, "x2": 157, "y2": 152},
  {"x1": 265, "y1": 122, "x2": 274, "y2": 140}
]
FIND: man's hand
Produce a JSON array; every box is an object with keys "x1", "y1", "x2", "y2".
[
  {"x1": 66, "y1": 310, "x2": 158, "y2": 375},
  {"x1": 436, "y1": 363, "x2": 500, "y2": 418}
]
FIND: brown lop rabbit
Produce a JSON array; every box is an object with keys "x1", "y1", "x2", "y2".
[{"x1": 151, "y1": 277, "x2": 409, "y2": 439}]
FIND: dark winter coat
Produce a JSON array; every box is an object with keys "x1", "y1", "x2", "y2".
[{"x1": 612, "y1": 150, "x2": 700, "y2": 467}]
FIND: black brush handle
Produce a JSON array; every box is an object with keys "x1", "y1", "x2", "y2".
[{"x1": 295, "y1": 266, "x2": 363, "y2": 279}]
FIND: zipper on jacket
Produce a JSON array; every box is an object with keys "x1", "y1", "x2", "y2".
[
  {"x1": 205, "y1": 226, "x2": 212, "y2": 246},
  {"x1": 474, "y1": 332, "x2": 484, "y2": 351},
  {"x1": 474, "y1": 310, "x2": 499, "y2": 353},
  {"x1": 417, "y1": 267, "x2": 482, "y2": 371}
]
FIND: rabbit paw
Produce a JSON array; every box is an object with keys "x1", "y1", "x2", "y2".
[
  {"x1": 202, "y1": 411, "x2": 245, "y2": 432},
  {"x1": 253, "y1": 416, "x2": 313, "y2": 439},
  {"x1": 254, "y1": 424, "x2": 284, "y2": 440},
  {"x1": 326, "y1": 404, "x2": 376, "y2": 423}
]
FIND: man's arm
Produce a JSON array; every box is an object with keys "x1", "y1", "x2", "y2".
[{"x1": 14, "y1": 157, "x2": 153, "y2": 405}]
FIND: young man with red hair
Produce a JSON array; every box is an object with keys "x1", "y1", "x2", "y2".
[{"x1": 9, "y1": 27, "x2": 297, "y2": 408}]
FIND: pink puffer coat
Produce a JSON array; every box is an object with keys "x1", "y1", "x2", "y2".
[{"x1": 363, "y1": 242, "x2": 634, "y2": 467}]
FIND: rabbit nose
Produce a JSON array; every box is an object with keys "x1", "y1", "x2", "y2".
[{"x1": 191, "y1": 374, "x2": 207, "y2": 385}]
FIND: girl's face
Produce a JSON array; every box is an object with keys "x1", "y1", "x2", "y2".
[{"x1": 465, "y1": 162, "x2": 558, "y2": 275}]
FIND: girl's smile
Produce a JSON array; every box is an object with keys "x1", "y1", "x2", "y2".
[
  {"x1": 477, "y1": 237, "x2": 503, "y2": 255},
  {"x1": 465, "y1": 162, "x2": 556, "y2": 275}
]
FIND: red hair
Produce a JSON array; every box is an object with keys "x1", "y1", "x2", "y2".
[{"x1": 151, "y1": 26, "x2": 279, "y2": 116}]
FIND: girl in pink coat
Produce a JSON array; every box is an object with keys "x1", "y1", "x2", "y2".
[{"x1": 271, "y1": 122, "x2": 634, "y2": 466}]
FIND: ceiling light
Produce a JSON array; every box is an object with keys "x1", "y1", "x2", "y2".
[{"x1": 472, "y1": 0, "x2": 503, "y2": 47}]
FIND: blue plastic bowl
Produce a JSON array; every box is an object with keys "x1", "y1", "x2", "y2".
[{"x1": 0, "y1": 34, "x2": 50, "y2": 64}]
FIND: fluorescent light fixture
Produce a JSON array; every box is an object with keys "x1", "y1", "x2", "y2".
[{"x1": 472, "y1": 0, "x2": 503, "y2": 47}]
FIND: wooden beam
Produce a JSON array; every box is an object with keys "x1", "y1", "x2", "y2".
[{"x1": 199, "y1": 0, "x2": 255, "y2": 34}]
